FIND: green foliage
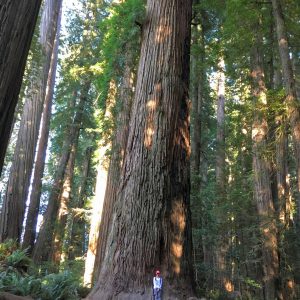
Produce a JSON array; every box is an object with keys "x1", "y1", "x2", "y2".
[
  {"x1": 0, "y1": 241, "x2": 86, "y2": 299},
  {"x1": 4, "y1": 249, "x2": 31, "y2": 272},
  {"x1": 40, "y1": 271, "x2": 80, "y2": 300},
  {"x1": 0, "y1": 272, "x2": 41, "y2": 297},
  {"x1": 94, "y1": 0, "x2": 144, "y2": 108}
]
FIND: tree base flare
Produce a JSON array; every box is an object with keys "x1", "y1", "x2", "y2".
[{"x1": 86, "y1": 285, "x2": 195, "y2": 300}]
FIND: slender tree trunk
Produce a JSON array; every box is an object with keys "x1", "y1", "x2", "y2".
[
  {"x1": 190, "y1": 23, "x2": 204, "y2": 174},
  {"x1": 292, "y1": 50, "x2": 300, "y2": 117},
  {"x1": 88, "y1": 0, "x2": 194, "y2": 298},
  {"x1": 0, "y1": 0, "x2": 42, "y2": 175},
  {"x1": 65, "y1": 146, "x2": 92, "y2": 261},
  {"x1": 251, "y1": 36, "x2": 281, "y2": 300},
  {"x1": 0, "y1": 1, "x2": 62, "y2": 243},
  {"x1": 216, "y1": 59, "x2": 226, "y2": 196},
  {"x1": 190, "y1": 7, "x2": 208, "y2": 292},
  {"x1": 84, "y1": 148, "x2": 110, "y2": 286},
  {"x1": 22, "y1": 11, "x2": 62, "y2": 251},
  {"x1": 215, "y1": 58, "x2": 232, "y2": 293},
  {"x1": 51, "y1": 140, "x2": 77, "y2": 265},
  {"x1": 32, "y1": 83, "x2": 89, "y2": 263}
]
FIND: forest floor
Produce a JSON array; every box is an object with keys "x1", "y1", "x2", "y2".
[{"x1": 0, "y1": 293, "x2": 33, "y2": 300}]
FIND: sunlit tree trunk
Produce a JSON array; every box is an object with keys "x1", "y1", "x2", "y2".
[
  {"x1": 92, "y1": 50, "x2": 135, "y2": 285},
  {"x1": 0, "y1": 0, "x2": 62, "y2": 243},
  {"x1": 32, "y1": 83, "x2": 89, "y2": 263},
  {"x1": 275, "y1": 128, "x2": 291, "y2": 225},
  {"x1": 215, "y1": 58, "x2": 232, "y2": 293},
  {"x1": 84, "y1": 147, "x2": 110, "y2": 286},
  {"x1": 251, "y1": 33, "x2": 281, "y2": 300},
  {"x1": 22, "y1": 10, "x2": 62, "y2": 251},
  {"x1": 84, "y1": 79, "x2": 118, "y2": 286},
  {"x1": 0, "y1": 0, "x2": 42, "y2": 175},
  {"x1": 274, "y1": 71, "x2": 291, "y2": 229},
  {"x1": 216, "y1": 58, "x2": 226, "y2": 198},
  {"x1": 88, "y1": 0, "x2": 194, "y2": 298}
]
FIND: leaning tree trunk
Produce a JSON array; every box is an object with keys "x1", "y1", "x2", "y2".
[
  {"x1": 32, "y1": 83, "x2": 89, "y2": 263},
  {"x1": 0, "y1": 80, "x2": 43, "y2": 242},
  {"x1": 22, "y1": 11, "x2": 62, "y2": 251},
  {"x1": 0, "y1": 0, "x2": 42, "y2": 175},
  {"x1": 251, "y1": 35, "x2": 281, "y2": 300},
  {"x1": 87, "y1": 0, "x2": 194, "y2": 299},
  {"x1": 0, "y1": 0, "x2": 63, "y2": 244}
]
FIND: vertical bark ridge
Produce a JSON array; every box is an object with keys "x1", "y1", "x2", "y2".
[{"x1": 92, "y1": 48, "x2": 135, "y2": 284}]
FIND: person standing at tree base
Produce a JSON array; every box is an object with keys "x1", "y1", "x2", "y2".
[{"x1": 153, "y1": 270, "x2": 163, "y2": 300}]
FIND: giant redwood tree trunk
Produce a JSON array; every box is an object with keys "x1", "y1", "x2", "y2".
[
  {"x1": 271, "y1": 0, "x2": 300, "y2": 224},
  {"x1": 87, "y1": 0, "x2": 194, "y2": 298},
  {"x1": 0, "y1": 1, "x2": 42, "y2": 175},
  {"x1": 251, "y1": 38, "x2": 281, "y2": 300},
  {"x1": 0, "y1": 84, "x2": 43, "y2": 242}
]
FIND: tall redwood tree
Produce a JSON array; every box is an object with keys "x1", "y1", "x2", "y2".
[
  {"x1": 0, "y1": 0, "x2": 42, "y2": 175},
  {"x1": 88, "y1": 0, "x2": 195, "y2": 298}
]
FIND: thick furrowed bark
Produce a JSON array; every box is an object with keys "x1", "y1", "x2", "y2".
[
  {"x1": 87, "y1": 0, "x2": 194, "y2": 299},
  {"x1": 92, "y1": 49, "x2": 135, "y2": 284},
  {"x1": 0, "y1": 0, "x2": 42, "y2": 175},
  {"x1": 271, "y1": 0, "x2": 300, "y2": 223}
]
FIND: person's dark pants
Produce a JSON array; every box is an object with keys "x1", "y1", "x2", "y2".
[{"x1": 153, "y1": 288, "x2": 162, "y2": 300}]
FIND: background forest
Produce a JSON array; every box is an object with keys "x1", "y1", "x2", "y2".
[{"x1": 0, "y1": 0, "x2": 300, "y2": 299}]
